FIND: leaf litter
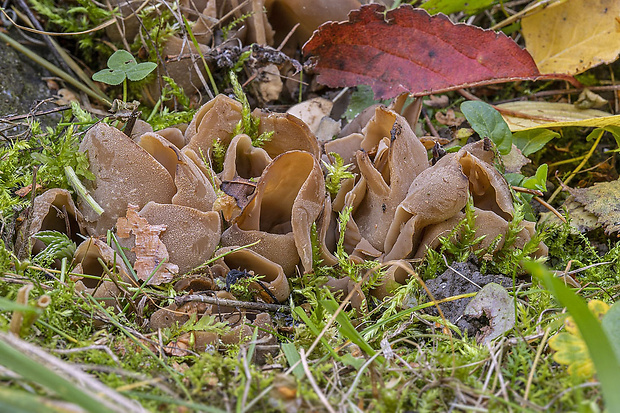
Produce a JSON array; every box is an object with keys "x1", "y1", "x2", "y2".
[{"x1": 2, "y1": 1, "x2": 620, "y2": 411}]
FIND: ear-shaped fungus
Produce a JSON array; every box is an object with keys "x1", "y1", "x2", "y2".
[
  {"x1": 184, "y1": 94, "x2": 244, "y2": 159},
  {"x1": 384, "y1": 154, "x2": 470, "y2": 261},
  {"x1": 370, "y1": 261, "x2": 415, "y2": 300},
  {"x1": 15, "y1": 188, "x2": 84, "y2": 258},
  {"x1": 221, "y1": 151, "x2": 325, "y2": 274},
  {"x1": 385, "y1": 140, "x2": 547, "y2": 261},
  {"x1": 254, "y1": 110, "x2": 321, "y2": 159},
  {"x1": 220, "y1": 134, "x2": 272, "y2": 181},
  {"x1": 71, "y1": 238, "x2": 132, "y2": 310},
  {"x1": 134, "y1": 202, "x2": 221, "y2": 275},
  {"x1": 345, "y1": 107, "x2": 429, "y2": 252},
  {"x1": 213, "y1": 246, "x2": 290, "y2": 303},
  {"x1": 184, "y1": 95, "x2": 321, "y2": 169},
  {"x1": 78, "y1": 123, "x2": 176, "y2": 235},
  {"x1": 137, "y1": 132, "x2": 217, "y2": 212}
]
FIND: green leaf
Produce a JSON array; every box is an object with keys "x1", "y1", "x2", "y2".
[
  {"x1": 512, "y1": 129, "x2": 559, "y2": 156},
  {"x1": 320, "y1": 298, "x2": 384, "y2": 363},
  {"x1": 525, "y1": 261, "x2": 620, "y2": 412},
  {"x1": 344, "y1": 85, "x2": 384, "y2": 122},
  {"x1": 281, "y1": 342, "x2": 304, "y2": 378},
  {"x1": 522, "y1": 164, "x2": 548, "y2": 192},
  {"x1": 602, "y1": 302, "x2": 620, "y2": 362},
  {"x1": 461, "y1": 101, "x2": 513, "y2": 155},
  {"x1": 604, "y1": 125, "x2": 620, "y2": 147},
  {"x1": 421, "y1": 0, "x2": 496, "y2": 15},
  {"x1": 125, "y1": 62, "x2": 158, "y2": 82},
  {"x1": 107, "y1": 49, "x2": 136, "y2": 70},
  {"x1": 92, "y1": 68, "x2": 126, "y2": 86},
  {"x1": 292, "y1": 306, "x2": 340, "y2": 360}
]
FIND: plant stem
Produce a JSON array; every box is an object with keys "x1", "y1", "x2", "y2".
[
  {"x1": 183, "y1": 15, "x2": 218, "y2": 96},
  {"x1": 547, "y1": 128, "x2": 604, "y2": 203},
  {"x1": 64, "y1": 166, "x2": 104, "y2": 216},
  {"x1": 0, "y1": 31, "x2": 111, "y2": 106},
  {"x1": 122, "y1": 79, "x2": 127, "y2": 102}
]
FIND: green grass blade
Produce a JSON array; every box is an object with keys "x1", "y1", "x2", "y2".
[
  {"x1": 281, "y1": 342, "x2": 304, "y2": 378},
  {"x1": 292, "y1": 306, "x2": 341, "y2": 360},
  {"x1": 0, "y1": 386, "x2": 81, "y2": 413},
  {"x1": 525, "y1": 260, "x2": 620, "y2": 412},
  {"x1": 0, "y1": 296, "x2": 41, "y2": 314},
  {"x1": 320, "y1": 299, "x2": 384, "y2": 363},
  {"x1": 0, "y1": 335, "x2": 115, "y2": 413},
  {"x1": 120, "y1": 391, "x2": 225, "y2": 412}
]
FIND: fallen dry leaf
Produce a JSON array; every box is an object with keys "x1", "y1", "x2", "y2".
[
  {"x1": 496, "y1": 101, "x2": 613, "y2": 131},
  {"x1": 303, "y1": 4, "x2": 571, "y2": 99},
  {"x1": 522, "y1": 0, "x2": 620, "y2": 74},
  {"x1": 464, "y1": 283, "x2": 515, "y2": 345},
  {"x1": 116, "y1": 204, "x2": 178, "y2": 284},
  {"x1": 570, "y1": 179, "x2": 620, "y2": 235}
]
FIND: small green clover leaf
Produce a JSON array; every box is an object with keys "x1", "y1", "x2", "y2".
[{"x1": 92, "y1": 49, "x2": 157, "y2": 86}]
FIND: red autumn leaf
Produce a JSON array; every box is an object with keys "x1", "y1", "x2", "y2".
[{"x1": 303, "y1": 4, "x2": 575, "y2": 99}]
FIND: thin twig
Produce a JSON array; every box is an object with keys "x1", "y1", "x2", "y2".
[
  {"x1": 174, "y1": 294, "x2": 290, "y2": 312},
  {"x1": 51, "y1": 345, "x2": 120, "y2": 366},
  {"x1": 533, "y1": 196, "x2": 566, "y2": 223},
  {"x1": 523, "y1": 328, "x2": 550, "y2": 403},
  {"x1": 300, "y1": 349, "x2": 336, "y2": 413},
  {"x1": 276, "y1": 23, "x2": 300, "y2": 52},
  {"x1": 0, "y1": 105, "x2": 71, "y2": 122},
  {"x1": 512, "y1": 186, "x2": 544, "y2": 197},
  {"x1": 548, "y1": 128, "x2": 604, "y2": 203}
]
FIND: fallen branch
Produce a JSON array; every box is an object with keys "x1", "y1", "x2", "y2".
[{"x1": 175, "y1": 294, "x2": 290, "y2": 313}]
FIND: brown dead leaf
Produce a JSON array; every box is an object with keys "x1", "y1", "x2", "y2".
[
  {"x1": 116, "y1": 204, "x2": 178, "y2": 284},
  {"x1": 303, "y1": 4, "x2": 573, "y2": 99},
  {"x1": 522, "y1": 0, "x2": 620, "y2": 74},
  {"x1": 570, "y1": 179, "x2": 620, "y2": 235},
  {"x1": 14, "y1": 184, "x2": 42, "y2": 198},
  {"x1": 435, "y1": 109, "x2": 464, "y2": 127}
]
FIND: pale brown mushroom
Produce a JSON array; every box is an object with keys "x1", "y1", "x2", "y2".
[
  {"x1": 384, "y1": 154, "x2": 470, "y2": 261},
  {"x1": 184, "y1": 94, "x2": 244, "y2": 158},
  {"x1": 137, "y1": 132, "x2": 217, "y2": 212},
  {"x1": 15, "y1": 188, "x2": 84, "y2": 259},
  {"x1": 255, "y1": 109, "x2": 321, "y2": 159},
  {"x1": 458, "y1": 149, "x2": 513, "y2": 221},
  {"x1": 221, "y1": 150, "x2": 325, "y2": 274},
  {"x1": 185, "y1": 95, "x2": 320, "y2": 170},
  {"x1": 220, "y1": 134, "x2": 272, "y2": 181},
  {"x1": 72, "y1": 238, "x2": 132, "y2": 311},
  {"x1": 345, "y1": 106, "x2": 429, "y2": 252},
  {"x1": 156, "y1": 127, "x2": 187, "y2": 149},
  {"x1": 213, "y1": 246, "x2": 290, "y2": 303},
  {"x1": 137, "y1": 202, "x2": 221, "y2": 274},
  {"x1": 78, "y1": 123, "x2": 176, "y2": 235},
  {"x1": 370, "y1": 261, "x2": 414, "y2": 300},
  {"x1": 325, "y1": 276, "x2": 365, "y2": 311}
]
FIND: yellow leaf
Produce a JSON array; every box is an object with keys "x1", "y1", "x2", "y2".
[
  {"x1": 496, "y1": 101, "x2": 616, "y2": 131},
  {"x1": 522, "y1": 0, "x2": 620, "y2": 74},
  {"x1": 549, "y1": 332, "x2": 595, "y2": 378},
  {"x1": 548, "y1": 300, "x2": 610, "y2": 379}
]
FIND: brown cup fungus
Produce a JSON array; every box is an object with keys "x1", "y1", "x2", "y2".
[{"x1": 221, "y1": 150, "x2": 325, "y2": 274}]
